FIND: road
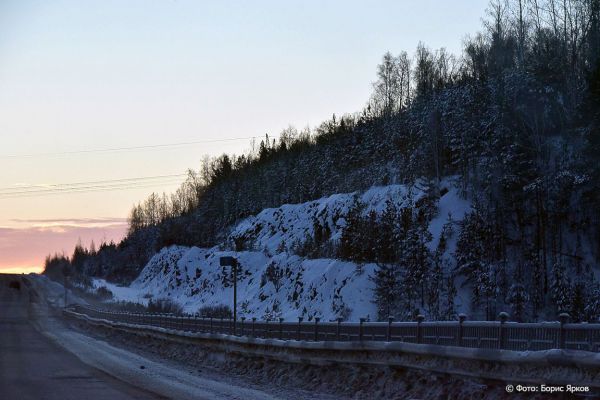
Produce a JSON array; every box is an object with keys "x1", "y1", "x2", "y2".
[{"x1": 0, "y1": 274, "x2": 161, "y2": 400}]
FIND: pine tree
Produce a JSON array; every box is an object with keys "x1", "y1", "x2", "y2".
[
  {"x1": 372, "y1": 263, "x2": 400, "y2": 320},
  {"x1": 570, "y1": 282, "x2": 587, "y2": 322},
  {"x1": 507, "y1": 283, "x2": 529, "y2": 322},
  {"x1": 402, "y1": 221, "x2": 432, "y2": 310},
  {"x1": 444, "y1": 275, "x2": 457, "y2": 320},
  {"x1": 550, "y1": 261, "x2": 571, "y2": 315},
  {"x1": 427, "y1": 257, "x2": 445, "y2": 319},
  {"x1": 455, "y1": 207, "x2": 497, "y2": 319},
  {"x1": 338, "y1": 197, "x2": 366, "y2": 261},
  {"x1": 378, "y1": 199, "x2": 398, "y2": 263},
  {"x1": 585, "y1": 284, "x2": 600, "y2": 322}
]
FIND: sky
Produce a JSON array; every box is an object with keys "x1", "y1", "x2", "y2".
[{"x1": 0, "y1": 0, "x2": 489, "y2": 273}]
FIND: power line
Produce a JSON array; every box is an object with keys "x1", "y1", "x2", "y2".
[
  {"x1": 0, "y1": 173, "x2": 187, "y2": 193},
  {"x1": 0, "y1": 179, "x2": 185, "y2": 197},
  {"x1": 0, "y1": 174, "x2": 188, "y2": 199},
  {"x1": 0, "y1": 181, "x2": 185, "y2": 199},
  {"x1": 0, "y1": 136, "x2": 259, "y2": 159},
  {"x1": 0, "y1": 181, "x2": 185, "y2": 200}
]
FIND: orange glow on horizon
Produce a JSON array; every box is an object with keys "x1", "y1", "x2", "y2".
[{"x1": 0, "y1": 265, "x2": 43, "y2": 274}]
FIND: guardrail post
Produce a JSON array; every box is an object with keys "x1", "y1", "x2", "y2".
[
  {"x1": 240, "y1": 317, "x2": 245, "y2": 336},
  {"x1": 559, "y1": 313, "x2": 570, "y2": 349},
  {"x1": 314, "y1": 318, "x2": 320, "y2": 341},
  {"x1": 416, "y1": 314, "x2": 425, "y2": 344},
  {"x1": 252, "y1": 317, "x2": 256, "y2": 337},
  {"x1": 387, "y1": 316, "x2": 394, "y2": 341},
  {"x1": 297, "y1": 317, "x2": 303, "y2": 341},
  {"x1": 336, "y1": 318, "x2": 342, "y2": 341},
  {"x1": 458, "y1": 313, "x2": 467, "y2": 346},
  {"x1": 210, "y1": 317, "x2": 213, "y2": 334},
  {"x1": 359, "y1": 318, "x2": 365, "y2": 342},
  {"x1": 498, "y1": 312, "x2": 509, "y2": 349}
]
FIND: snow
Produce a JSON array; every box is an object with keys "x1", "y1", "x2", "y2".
[
  {"x1": 27, "y1": 273, "x2": 87, "y2": 307},
  {"x1": 229, "y1": 183, "x2": 416, "y2": 254},
  {"x1": 65, "y1": 309, "x2": 600, "y2": 396},
  {"x1": 131, "y1": 247, "x2": 378, "y2": 321},
  {"x1": 27, "y1": 295, "x2": 293, "y2": 399},
  {"x1": 97, "y1": 181, "x2": 471, "y2": 321},
  {"x1": 66, "y1": 309, "x2": 600, "y2": 368},
  {"x1": 28, "y1": 275, "x2": 600, "y2": 400},
  {"x1": 426, "y1": 184, "x2": 471, "y2": 252},
  {"x1": 92, "y1": 278, "x2": 149, "y2": 305}
]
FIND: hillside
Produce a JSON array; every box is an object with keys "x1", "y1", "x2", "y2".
[
  {"x1": 46, "y1": 0, "x2": 600, "y2": 323},
  {"x1": 93, "y1": 181, "x2": 470, "y2": 321}
]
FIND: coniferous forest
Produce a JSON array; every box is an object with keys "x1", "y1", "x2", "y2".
[{"x1": 46, "y1": 0, "x2": 600, "y2": 322}]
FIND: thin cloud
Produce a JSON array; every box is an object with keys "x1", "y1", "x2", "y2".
[{"x1": 11, "y1": 217, "x2": 128, "y2": 224}]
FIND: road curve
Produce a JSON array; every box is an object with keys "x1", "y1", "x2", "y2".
[{"x1": 0, "y1": 274, "x2": 161, "y2": 400}]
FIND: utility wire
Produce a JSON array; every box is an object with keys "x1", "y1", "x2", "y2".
[
  {"x1": 1, "y1": 136, "x2": 259, "y2": 159},
  {"x1": 0, "y1": 173, "x2": 187, "y2": 193},
  {"x1": 0, "y1": 180, "x2": 186, "y2": 199},
  {"x1": 0, "y1": 174, "x2": 188, "y2": 199},
  {"x1": 0, "y1": 179, "x2": 185, "y2": 197}
]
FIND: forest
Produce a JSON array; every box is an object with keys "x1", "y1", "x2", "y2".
[{"x1": 45, "y1": 0, "x2": 600, "y2": 322}]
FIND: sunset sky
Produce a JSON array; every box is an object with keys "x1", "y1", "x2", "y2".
[{"x1": 0, "y1": 0, "x2": 488, "y2": 273}]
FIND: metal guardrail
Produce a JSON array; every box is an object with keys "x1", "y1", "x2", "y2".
[{"x1": 69, "y1": 305, "x2": 600, "y2": 352}]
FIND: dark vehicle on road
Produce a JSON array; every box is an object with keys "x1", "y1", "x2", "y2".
[{"x1": 8, "y1": 281, "x2": 20, "y2": 290}]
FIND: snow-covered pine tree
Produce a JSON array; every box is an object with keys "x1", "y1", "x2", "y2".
[
  {"x1": 550, "y1": 260, "x2": 571, "y2": 316},
  {"x1": 585, "y1": 284, "x2": 600, "y2": 322},
  {"x1": 570, "y1": 282, "x2": 587, "y2": 323},
  {"x1": 507, "y1": 283, "x2": 529, "y2": 322},
  {"x1": 372, "y1": 263, "x2": 400, "y2": 320},
  {"x1": 378, "y1": 199, "x2": 398, "y2": 263},
  {"x1": 338, "y1": 197, "x2": 366, "y2": 261},
  {"x1": 444, "y1": 275, "x2": 457, "y2": 320},
  {"x1": 455, "y1": 207, "x2": 497, "y2": 319},
  {"x1": 402, "y1": 220, "x2": 432, "y2": 310}
]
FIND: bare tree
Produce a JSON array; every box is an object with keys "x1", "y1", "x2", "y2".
[
  {"x1": 371, "y1": 52, "x2": 402, "y2": 116},
  {"x1": 414, "y1": 42, "x2": 436, "y2": 97}
]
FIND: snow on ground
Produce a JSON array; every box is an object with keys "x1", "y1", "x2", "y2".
[
  {"x1": 426, "y1": 184, "x2": 471, "y2": 252},
  {"x1": 98, "y1": 180, "x2": 471, "y2": 321},
  {"x1": 92, "y1": 278, "x2": 150, "y2": 306},
  {"x1": 27, "y1": 273, "x2": 88, "y2": 308}
]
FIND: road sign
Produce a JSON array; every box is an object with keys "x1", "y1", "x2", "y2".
[{"x1": 219, "y1": 256, "x2": 238, "y2": 334}]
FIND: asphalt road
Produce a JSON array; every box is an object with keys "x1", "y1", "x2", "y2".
[{"x1": 0, "y1": 274, "x2": 162, "y2": 400}]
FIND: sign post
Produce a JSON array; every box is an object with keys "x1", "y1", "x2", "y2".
[{"x1": 219, "y1": 256, "x2": 238, "y2": 335}]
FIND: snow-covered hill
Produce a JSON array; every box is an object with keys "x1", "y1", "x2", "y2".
[{"x1": 98, "y1": 181, "x2": 470, "y2": 321}]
